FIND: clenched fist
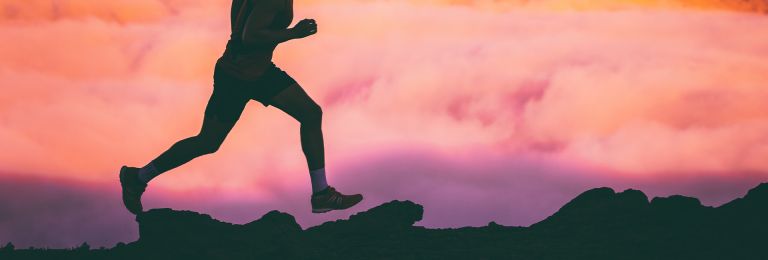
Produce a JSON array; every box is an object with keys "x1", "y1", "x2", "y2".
[{"x1": 292, "y1": 19, "x2": 318, "y2": 38}]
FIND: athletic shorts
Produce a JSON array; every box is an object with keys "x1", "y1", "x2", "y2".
[{"x1": 205, "y1": 62, "x2": 296, "y2": 123}]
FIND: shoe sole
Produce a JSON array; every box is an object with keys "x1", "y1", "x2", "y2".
[
  {"x1": 311, "y1": 195, "x2": 363, "y2": 214},
  {"x1": 312, "y1": 208, "x2": 333, "y2": 213},
  {"x1": 119, "y1": 166, "x2": 143, "y2": 215}
]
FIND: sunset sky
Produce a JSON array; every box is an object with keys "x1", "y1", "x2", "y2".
[{"x1": 1, "y1": 0, "x2": 767, "y2": 248}]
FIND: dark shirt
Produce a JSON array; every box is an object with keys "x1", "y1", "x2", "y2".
[{"x1": 216, "y1": 0, "x2": 292, "y2": 80}]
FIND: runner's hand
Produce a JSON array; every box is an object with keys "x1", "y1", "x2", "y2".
[{"x1": 292, "y1": 19, "x2": 317, "y2": 38}]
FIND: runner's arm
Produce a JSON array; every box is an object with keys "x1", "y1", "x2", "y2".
[{"x1": 241, "y1": 6, "x2": 298, "y2": 46}]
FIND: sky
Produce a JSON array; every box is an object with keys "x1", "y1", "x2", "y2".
[{"x1": 1, "y1": 0, "x2": 768, "y2": 248}]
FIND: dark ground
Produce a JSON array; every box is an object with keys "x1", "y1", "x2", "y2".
[{"x1": 1, "y1": 183, "x2": 766, "y2": 259}]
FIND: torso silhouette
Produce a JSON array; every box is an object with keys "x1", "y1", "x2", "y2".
[{"x1": 217, "y1": 0, "x2": 293, "y2": 80}]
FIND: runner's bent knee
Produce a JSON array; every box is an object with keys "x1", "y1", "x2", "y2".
[
  {"x1": 194, "y1": 133, "x2": 225, "y2": 155},
  {"x1": 301, "y1": 103, "x2": 322, "y2": 127}
]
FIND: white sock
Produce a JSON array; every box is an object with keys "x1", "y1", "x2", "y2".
[
  {"x1": 137, "y1": 162, "x2": 159, "y2": 184},
  {"x1": 309, "y1": 168, "x2": 329, "y2": 194}
]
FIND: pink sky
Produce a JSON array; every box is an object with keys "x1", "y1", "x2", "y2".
[{"x1": 1, "y1": 0, "x2": 768, "y2": 247}]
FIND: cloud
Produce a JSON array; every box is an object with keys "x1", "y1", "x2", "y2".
[
  {"x1": 501, "y1": 0, "x2": 768, "y2": 12},
  {"x1": 1, "y1": 0, "x2": 765, "y2": 26},
  {"x1": 1, "y1": 0, "x2": 768, "y2": 247},
  {"x1": 1, "y1": 1, "x2": 767, "y2": 185},
  {"x1": 0, "y1": 0, "x2": 229, "y2": 23},
  {"x1": 293, "y1": 5, "x2": 768, "y2": 178}
]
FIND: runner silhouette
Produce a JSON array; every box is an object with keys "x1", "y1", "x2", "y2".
[{"x1": 120, "y1": 0, "x2": 362, "y2": 215}]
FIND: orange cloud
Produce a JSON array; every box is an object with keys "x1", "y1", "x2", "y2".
[
  {"x1": 499, "y1": 0, "x2": 768, "y2": 12},
  {"x1": 0, "y1": 1, "x2": 767, "y2": 193}
]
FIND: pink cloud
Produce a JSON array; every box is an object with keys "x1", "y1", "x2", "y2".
[{"x1": 1, "y1": 1, "x2": 767, "y2": 189}]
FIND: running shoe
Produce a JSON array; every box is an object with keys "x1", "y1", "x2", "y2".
[{"x1": 311, "y1": 186, "x2": 363, "y2": 213}]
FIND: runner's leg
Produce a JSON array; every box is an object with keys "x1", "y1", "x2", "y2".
[
  {"x1": 144, "y1": 87, "x2": 247, "y2": 181},
  {"x1": 269, "y1": 82, "x2": 363, "y2": 211},
  {"x1": 269, "y1": 82, "x2": 325, "y2": 171}
]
